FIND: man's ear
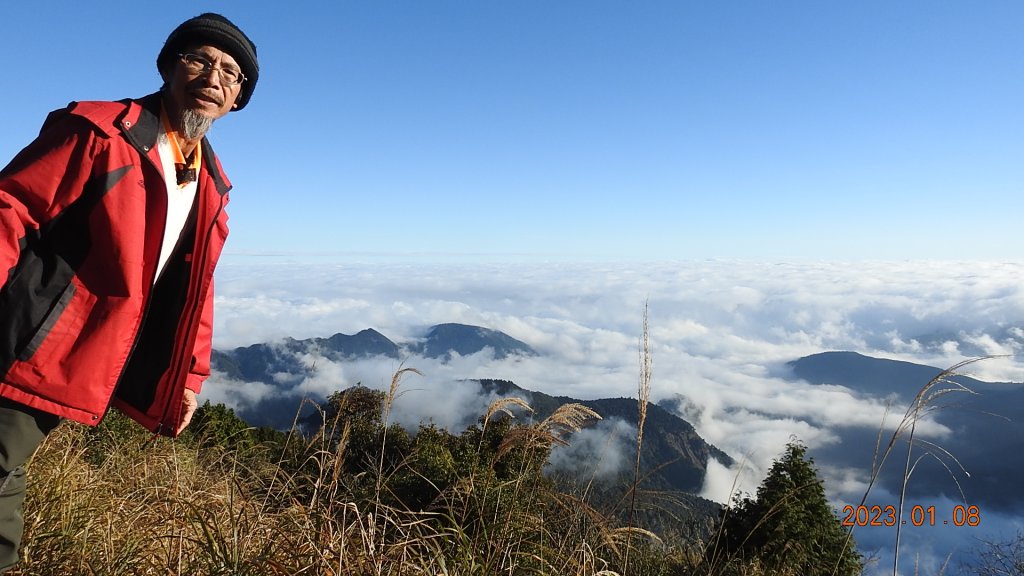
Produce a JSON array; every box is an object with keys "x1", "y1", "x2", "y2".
[{"x1": 158, "y1": 65, "x2": 171, "y2": 86}]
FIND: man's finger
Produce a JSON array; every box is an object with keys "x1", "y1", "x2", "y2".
[{"x1": 176, "y1": 390, "x2": 199, "y2": 435}]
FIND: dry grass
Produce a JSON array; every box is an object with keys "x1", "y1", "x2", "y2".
[
  {"x1": 8, "y1": 390, "x2": 646, "y2": 576},
  {"x1": 496, "y1": 403, "x2": 602, "y2": 461},
  {"x1": 624, "y1": 301, "x2": 654, "y2": 571}
]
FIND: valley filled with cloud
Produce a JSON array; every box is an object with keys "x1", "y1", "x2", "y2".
[{"x1": 207, "y1": 258, "x2": 1024, "y2": 572}]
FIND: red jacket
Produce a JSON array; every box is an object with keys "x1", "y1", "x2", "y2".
[{"x1": 0, "y1": 93, "x2": 230, "y2": 436}]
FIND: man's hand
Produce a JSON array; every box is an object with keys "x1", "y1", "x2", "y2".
[{"x1": 176, "y1": 389, "x2": 199, "y2": 435}]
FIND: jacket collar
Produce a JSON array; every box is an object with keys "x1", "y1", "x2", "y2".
[{"x1": 121, "y1": 93, "x2": 231, "y2": 197}]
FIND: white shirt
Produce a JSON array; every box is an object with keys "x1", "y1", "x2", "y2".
[{"x1": 154, "y1": 131, "x2": 199, "y2": 281}]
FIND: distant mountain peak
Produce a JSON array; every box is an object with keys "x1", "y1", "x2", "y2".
[
  {"x1": 786, "y1": 351, "x2": 994, "y2": 398},
  {"x1": 410, "y1": 323, "x2": 538, "y2": 361},
  {"x1": 212, "y1": 323, "x2": 538, "y2": 388},
  {"x1": 783, "y1": 350, "x2": 1024, "y2": 513}
]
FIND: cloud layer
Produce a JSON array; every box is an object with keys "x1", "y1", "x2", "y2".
[{"x1": 208, "y1": 257, "x2": 1024, "y2": 566}]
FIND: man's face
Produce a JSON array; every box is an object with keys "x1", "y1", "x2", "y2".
[{"x1": 163, "y1": 44, "x2": 243, "y2": 129}]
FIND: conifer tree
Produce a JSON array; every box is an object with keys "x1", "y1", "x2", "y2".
[
  {"x1": 715, "y1": 440, "x2": 862, "y2": 575},
  {"x1": 187, "y1": 401, "x2": 255, "y2": 451}
]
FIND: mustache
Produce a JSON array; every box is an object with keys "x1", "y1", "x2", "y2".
[
  {"x1": 185, "y1": 77, "x2": 225, "y2": 105},
  {"x1": 189, "y1": 89, "x2": 224, "y2": 106}
]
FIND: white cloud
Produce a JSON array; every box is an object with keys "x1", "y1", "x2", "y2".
[
  {"x1": 201, "y1": 375, "x2": 279, "y2": 412},
  {"x1": 207, "y1": 258, "x2": 1024, "y2": 520},
  {"x1": 547, "y1": 418, "x2": 635, "y2": 479},
  {"x1": 700, "y1": 456, "x2": 762, "y2": 503}
]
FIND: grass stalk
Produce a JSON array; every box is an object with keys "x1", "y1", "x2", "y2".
[{"x1": 624, "y1": 301, "x2": 652, "y2": 573}]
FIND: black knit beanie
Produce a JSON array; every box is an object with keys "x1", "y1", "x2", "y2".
[{"x1": 157, "y1": 13, "x2": 259, "y2": 110}]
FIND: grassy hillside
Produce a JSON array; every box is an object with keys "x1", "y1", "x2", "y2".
[
  {"x1": 7, "y1": 374, "x2": 865, "y2": 576},
  {"x1": 10, "y1": 400, "x2": 686, "y2": 575}
]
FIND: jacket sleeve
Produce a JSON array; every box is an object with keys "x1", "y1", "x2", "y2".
[
  {"x1": 185, "y1": 277, "x2": 215, "y2": 395},
  {"x1": 0, "y1": 112, "x2": 99, "y2": 287},
  {"x1": 0, "y1": 187, "x2": 37, "y2": 288}
]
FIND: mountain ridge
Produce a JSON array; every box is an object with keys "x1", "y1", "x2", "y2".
[
  {"x1": 474, "y1": 378, "x2": 733, "y2": 491},
  {"x1": 786, "y1": 350, "x2": 1024, "y2": 512},
  {"x1": 208, "y1": 325, "x2": 729, "y2": 521},
  {"x1": 208, "y1": 327, "x2": 1024, "y2": 516},
  {"x1": 212, "y1": 323, "x2": 536, "y2": 384}
]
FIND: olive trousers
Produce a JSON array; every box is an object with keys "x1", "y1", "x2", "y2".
[{"x1": 0, "y1": 399, "x2": 60, "y2": 572}]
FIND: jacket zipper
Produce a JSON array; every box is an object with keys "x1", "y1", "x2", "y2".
[
  {"x1": 152, "y1": 197, "x2": 224, "y2": 435},
  {"x1": 106, "y1": 227, "x2": 162, "y2": 425},
  {"x1": 103, "y1": 115, "x2": 164, "y2": 424}
]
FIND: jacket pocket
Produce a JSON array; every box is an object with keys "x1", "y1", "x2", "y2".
[
  {"x1": 0, "y1": 246, "x2": 78, "y2": 375},
  {"x1": 17, "y1": 280, "x2": 76, "y2": 361}
]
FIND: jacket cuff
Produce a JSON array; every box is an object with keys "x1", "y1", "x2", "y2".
[{"x1": 185, "y1": 372, "x2": 206, "y2": 395}]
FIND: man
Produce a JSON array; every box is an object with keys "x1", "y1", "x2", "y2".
[{"x1": 0, "y1": 13, "x2": 258, "y2": 569}]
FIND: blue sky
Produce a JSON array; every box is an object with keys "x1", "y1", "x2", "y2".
[{"x1": 3, "y1": 2, "x2": 1023, "y2": 261}]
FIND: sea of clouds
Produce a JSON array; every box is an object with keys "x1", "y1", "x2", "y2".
[{"x1": 206, "y1": 257, "x2": 1024, "y2": 573}]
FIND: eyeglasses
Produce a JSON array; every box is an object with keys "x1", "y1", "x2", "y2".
[{"x1": 178, "y1": 53, "x2": 246, "y2": 86}]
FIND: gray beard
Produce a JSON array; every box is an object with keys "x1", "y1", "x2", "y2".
[{"x1": 181, "y1": 109, "x2": 214, "y2": 141}]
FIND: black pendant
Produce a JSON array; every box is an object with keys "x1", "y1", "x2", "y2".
[{"x1": 176, "y1": 166, "x2": 196, "y2": 185}]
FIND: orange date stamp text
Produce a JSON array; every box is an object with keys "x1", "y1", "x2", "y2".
[{"x1": 840, "y1": 504, "x2": 980, "y2": 527}]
